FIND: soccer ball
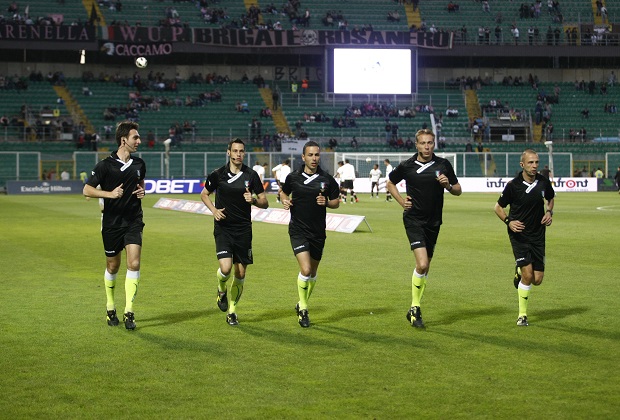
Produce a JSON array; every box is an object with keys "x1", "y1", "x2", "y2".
[
  {"x1": 135, "y1": 56, "x2": 148, "y2": 68},
  {"x1": 365, "y1": 157, "x2": 371, "y2": 163}
]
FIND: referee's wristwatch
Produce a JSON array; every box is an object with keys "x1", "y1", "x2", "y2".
[{"x1": 546, "y1": 209, "x2": 553, "y2": 216}]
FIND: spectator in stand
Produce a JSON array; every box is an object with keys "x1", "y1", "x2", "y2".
[
  {"x1": 600, "y1": 5, "x2": 608, "y2": 23},
  {"x1": 323, "y1": 11, "x2": 334, "y2": 26},
  {"x1": 545, "y1": 123, "x2": 554, "y2": 141},
  {"x1": 511, "y1": 25, "x2": 520, "y2": 45},
  {"x1": 387, "y1": 10, "x2": 400, "y2": 22},
  {"x1": 495, "y1": 25, "x2": 502, "y2": 44},
  {"x1": 272, "y1": 88, "x2": 279, "y2": 110},
  {"x1": 528, "y1": 27, "x2": 535, "y2": 45},
  {"x1": 405, "y1": 137, "x2": 414, "y2": 151},
  {"x1": 609, "y1": 71, "x2": 616, "y2": 86},
  {"x1": 384, "y1": 120, "x2": 392, "y2": 142},
  {"x1": 446, "y1": 107, "x2": 459, "y2": 117},
  {"x1": 391, "y1": 122, "x2": 399, "y2": 140}
]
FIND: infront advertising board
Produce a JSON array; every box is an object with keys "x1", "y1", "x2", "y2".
[
  {"x1": 458, "y1": 177, "x2": 597, "y2": 193},
  {"x1": 350, "y1": 178, "x2": 597, "y2": 193},
  {"x1": 6, "y1": 177, "x2": 597, "y2": 195}
]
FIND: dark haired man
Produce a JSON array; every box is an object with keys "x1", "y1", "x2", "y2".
[
  {"x1": 201, "y1": 138, "x2": 269, "y2": 326},
  {"x1": 83, "y1": 120, "x2": 146, "y2": 330},
  {"x1": 387, "y1": 129, "x2": 462, "y2": 328},
  {"x1": 280, "y1": 141, "x2": 340, "y2": 327}
]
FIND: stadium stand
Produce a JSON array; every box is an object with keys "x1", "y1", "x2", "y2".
[{"x1": 1, "y1": 0, "x2": 620, "y2": 169}]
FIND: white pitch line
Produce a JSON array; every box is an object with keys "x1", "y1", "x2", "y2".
[{"x1": 596, "y1": 205, "x2": 620, "y2": 211}]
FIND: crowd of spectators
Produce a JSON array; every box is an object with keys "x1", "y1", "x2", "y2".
[
  {"x1": 446, "y1": 75, "x2": 493, "y2": 90},
  {"x1": 0, "y1": 73, "x2": 29, "y2": 90},
  {"x1": 0, "y1": 1, "x2": 97, "y2": 26}
]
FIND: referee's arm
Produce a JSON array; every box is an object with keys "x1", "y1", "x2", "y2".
[
  {"x1": 386, "y1": 180, "x2": 410, "y2": 210},
  {"x1": 83, "y1": 183, "x2": 123, "y2": 199}
]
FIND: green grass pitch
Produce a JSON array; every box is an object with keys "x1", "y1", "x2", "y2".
[{"x1": 0, "y1": 192, "x2": 618, "y2": 418}]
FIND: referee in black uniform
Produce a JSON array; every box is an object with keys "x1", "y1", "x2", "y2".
[
  {"x1": 387, "y1": 128, "x2": 462, "y2": 328},
  {"x1": 201, "y1": 138, "x2": 268, "y2": 326},
  {"x1": 280, "y1": 141, "x2": 340, "y2": 328},
  {"x1": 494, "y1": 149, "x2": 555, "y2": 327},
  {"x1": 83, "y1": 120, "x2": 146, "y2": 330}
]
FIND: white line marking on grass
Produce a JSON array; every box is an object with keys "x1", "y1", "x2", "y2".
[{"x1": 596, "y1": 205, "x2": 620, "y2": 211}]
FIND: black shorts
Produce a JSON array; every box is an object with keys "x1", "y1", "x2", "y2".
[
  {"x1": 510, "y1": 235, "x2": 545, "y2": 272},
  {"x1": 214, "y1": 224, "x2": 253, "y2": 265},
  {"x1": 101, "y1": 218, "x2": 144, "y2": 257},
  {"x1": 289, "y1": 229, "x2": 325, "y2": 261},
  {"x1": 341, "y1": 180, "x2": 354, "y2": 190},
  {"x1": 404, "y1": 223, "x2": 440, "y2": 259}
]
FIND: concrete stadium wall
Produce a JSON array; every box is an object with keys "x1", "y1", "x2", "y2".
[{"x1": 0, "y1": 61, "x2": 615, "y2": 85}]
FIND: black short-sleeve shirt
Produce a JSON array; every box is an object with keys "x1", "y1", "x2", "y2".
[
  {"x1": 388, "y1": 153, "x2": 458, "y2": 227},
  {"x1": 497, "y1": 172, "x2": 555, "y2": 242},
  {"x1": 86, "y1": 151, "x2": 146, "y2": 228},
  {"x1": 205, "y1": 163, "x2": 264, "y2": 231},
  {"x1": 281, "y1": 166, "x2": 340, "y2": 238}
]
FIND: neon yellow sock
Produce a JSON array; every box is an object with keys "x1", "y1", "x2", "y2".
[
  {"x1": 217, "y1": 268, "x2": 230, "y2": 293},
  {"x1": 228, "y1": 277, "x2": 244, "y2": 313},
  {"x1": 518, "y1": 282, "x2": 531, "y2": 317},
  {"x1": 297, "y1": 273, "x2": 310, "y2": 310},
  {"x1": 124, "y1": 270, "x2": 140, "y2": 314},
  {"x1": 411, "y1": 270, "x2": 425, "y2": 307},
  {"x1": 420, "y1": 273, "x2": 428, "y2": 302},
  {"x1": 104, "y1": 270, "x2": 117, "y2": 311},
  {"x1": 307, "y1": 275, "x2": 317, "y2": 302}
]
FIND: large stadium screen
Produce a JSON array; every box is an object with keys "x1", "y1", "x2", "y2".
[{"x1": 331, "y1": 48, "x2": 415, "y2": 94}]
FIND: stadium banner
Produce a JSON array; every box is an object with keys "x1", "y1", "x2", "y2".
[
  {"x1": 193, "y1": 29, "x2": 452, "y2": 49},
  {"x1": 99, "y1": 41, "x2": 174, "y2": 57},
  {"x1": 153, "y1": 198, "x2": 371, "y2": 233},
  {"x1": 144, "y1": 179, "x2": 279, "y2": 194},
  {"x1": 98, "y1": 26, "x2": 190, "y2": 57},
  {"x1": 101, "y1": 26, "x2": 191, "y2": 43},
  {"x1": 6, "y1": 180, "x2": 84, "y2": 195},
  {"x1": 0, "y1": 23, "x2": 96, "y2": 43},
  {"x1": 349, "y1": 177, "x2": 597, "y2": 193},
  {"x1": 459, "y1": 177, "x2": 597, "y2": 193}
]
